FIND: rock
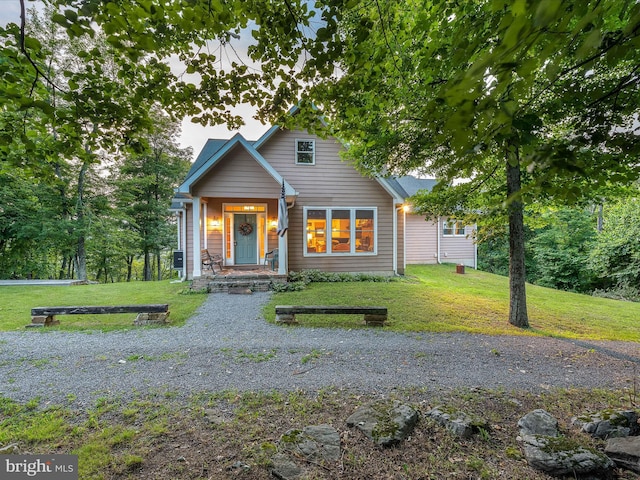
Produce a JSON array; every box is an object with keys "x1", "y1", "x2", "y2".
[
  {"x1": 520, "y1": 434, "x2": 614, "y2": 478},
  {"x1": 271, "y1": 453, "x2": 303, "y2": 480},
  {"x1": 605, "y1": 436, "x2": 640, "y2": 473},
  {"x1": 346, "y1": 401, "x2": 418, "y2": 447},
  {"x1": 518, "y1": 410, "x2": 614, "y2": 478},
  {"x1": 518, "y1": 409, "x2": 559, "y2": 437},
  {"x1": 273, "y1": 424, "x2": 341, "y2": 479},
  {"x1": 279, "y1": 424, "x2": 341, "y2": 462},
  {"x1": 228, "y1": 461, "x2": 250, "y2": 471},
  {"x1": 0, "y1": 443, "x2": 19, "y2": 454},
  {"x1": 426, "y1": 407, "x2": 489, "y2": 439},
  {"x1": 573, "y1": 410, "x2": 639, "y2": 439}
]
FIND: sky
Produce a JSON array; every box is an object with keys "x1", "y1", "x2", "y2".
[{"x1": 0, "y1": 1, "x2": 271, "y2": 160}]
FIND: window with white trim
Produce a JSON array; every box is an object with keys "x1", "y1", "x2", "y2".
[
  {"x1": 305, "y1": 207, "x2": 376, "y2": 255},
  {"x1": 295, "y1": 139, "x2": 315, "y2": 165},
  {"x1": 443, "y1": 220, "x2": 465, "y2": 236}
]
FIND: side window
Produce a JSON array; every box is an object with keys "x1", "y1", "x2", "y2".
[
  {"x1": 443, "y1": 220, "x2": 465, "y2": 236},
  {"x1": 295, "y1": 139, "x2": 315, "y2": 165}
]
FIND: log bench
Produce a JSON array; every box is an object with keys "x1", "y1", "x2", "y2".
[
  {"x1": 275, "y1": 305, "x2": 387, "y2": 326},
  {"x1": 28, "y1": 304, "x2": 170, "y2": 328}
]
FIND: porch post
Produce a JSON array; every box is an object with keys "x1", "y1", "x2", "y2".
[
  {"x1": 181, "y1": 208, "x2": 187, "y2": 279},
  {"x1": 193, "y1": 196, "x2": 202, "y2": 277},
  {"x1": 202, "y1": 201, "x2": 208, "y2": 249},
  {"x1": 278, "y1": 233, "x2": 287, "y2": 275}
]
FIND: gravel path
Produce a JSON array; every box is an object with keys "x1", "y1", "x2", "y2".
[{"x1": 1, "y1": 292, "x2": 638, "y2": 408}]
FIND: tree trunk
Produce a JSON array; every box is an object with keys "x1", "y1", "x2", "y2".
[
  {"x1": 143, "y1": 248, "x2": 151, "y2": 281},
  {"x1": 74, "y1": 160, "x2": 89, "y2": 281},
  {"x1": 59, "y1": 255, "x2": 67, "y2": 280},
  {"x1": 506, "y1": 142, "x2": 529, "y2": 328},
  {"x1": 597, "y1": 202, "x2": 604, "y2": 232},
  {"x1": 126, "y1": 255, "x2": 133, "y2": 282},
  {"x1": 75, "y1": 236, "x2": 87, "y2": 281},
  {"x1": 156, "y1": 248, "x2": 162, "y2": 281}
]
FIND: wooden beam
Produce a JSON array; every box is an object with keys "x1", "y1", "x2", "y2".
[{"x1": 31, "y1": 304, "x2": 169, "y2": 316}]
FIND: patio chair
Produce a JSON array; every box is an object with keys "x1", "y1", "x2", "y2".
[
  {"x1": 201, "y1": 249, "x2": 223, "y2": 273},
  {"x1": 263, "y1": 248, "x2": 278, "y2": 270}
]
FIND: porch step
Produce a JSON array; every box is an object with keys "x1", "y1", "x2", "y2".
[{"x1": 191, "y1": 273, "x2": 287, "y2": 293}]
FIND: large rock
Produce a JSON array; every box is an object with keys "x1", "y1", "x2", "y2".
[
  {"x1": 605, "y1": 436, "x2": 640, "y2": 473},
  {"x1": 346, "y1": 401, "x2": 418, "y2": 447},
  {"x1": 520, "y1": 434, "x2": 614, "y2": 477},
  {"x1": 426, "y1": 406, "x2": 489, "y2": 439},
  {"x1": 279, "y1": 424, "x2": 341, "y2": 462},
  {"x1": 518, "y1": 410, "x2": 614, "y2": 478},
  {"x1": 518, "y1": 409, "x2": 559, "y2": 437},
  {"x1": 272, "y1": 424, "x2": 341, "y2": 479},
  {"x1": 573, "y1": 410, "x2": 639, "y2": 439},
  {"x1": 271, "y1": 453, "x2": 303, "y2": 480}
]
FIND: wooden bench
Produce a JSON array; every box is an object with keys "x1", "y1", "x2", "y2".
[
  {"x1": 201, "y1": 249, "x2": 223, "y2": 273},
  {"x1": 28, "y1": 304, "x2": 170, "y2": 327},
  {"x1": 275, "y1": 305, "x2": 387, "y2": 326}
]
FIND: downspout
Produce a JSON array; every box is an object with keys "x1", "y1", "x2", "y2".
[
  {"x1": 437, "y1": 216, "x2": 441, "y2": 264},
  {"x1": 474, "y1": 223, "x2": 478, "y2": 269},
  {"x1": 402, "y1": 206, "x2": 407, "y2": 273},
  {"x1": 393, "y1": 203, "x2": 403, "y2": 276}
]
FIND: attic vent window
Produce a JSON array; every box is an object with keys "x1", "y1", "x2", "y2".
[{"x1": 295, "y1": 139, "x2": 315, "y2": 165}]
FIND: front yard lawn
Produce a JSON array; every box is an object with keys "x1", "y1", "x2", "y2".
[{"x1": 264, "y1": 264, "x2": 640, "y2": 342}]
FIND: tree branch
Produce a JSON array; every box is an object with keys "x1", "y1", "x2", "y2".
[{"x1": 19, "y1": 0, "x2": 65, "y2": 95}]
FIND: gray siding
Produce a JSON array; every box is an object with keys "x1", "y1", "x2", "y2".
[
  {"x1": 406, "y1": 214, "x2": 439, "y2": 264},
  {"x1": 405, "y1": 215, "x2": 476, "y2": 267},
  {"x1": 191, "y1": 145, "x2": 281, "y2": 198},
  {"x1": 441, "y1": 224, "x2": 476, "y2": 267},
  {"x1": 259, "y1": 129, "x2": 397, "y2": 273}
]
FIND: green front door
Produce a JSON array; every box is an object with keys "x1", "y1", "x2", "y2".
[{"x1": 235, "y1": 214, "x2": 257, "y2": 264}]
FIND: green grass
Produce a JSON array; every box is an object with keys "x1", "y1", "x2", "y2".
[
  {"x1": 1, "y1": 265, "x2": 639, "y2": 342},
  {"x1": 0, "y1": 388, "x2": 636, "y2": 479},
  {"x1": 264, "y1": 264, "x2": 640, "y2": 342},
  {"x1": 0, "y1": 281, "x2": 207, "y2": 331}
]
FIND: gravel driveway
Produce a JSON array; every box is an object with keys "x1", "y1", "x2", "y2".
[{"x1": 1, "y1": 292, "x2": 638, "y2": 408}]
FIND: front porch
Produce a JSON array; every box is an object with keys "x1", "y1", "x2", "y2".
[{"x1": 191, "y1": 266, "x2": 287, "y2": 293}]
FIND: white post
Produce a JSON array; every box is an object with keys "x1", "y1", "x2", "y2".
[
  {"x1": 203, "y1": 202, "x2": 208, "y2": 249},
  {"x1": 278, "y1": 233, "x2": 287, "y2": 275},
  {"x1": 193, "y1": 197, "x2": 202, "y2": 277}
]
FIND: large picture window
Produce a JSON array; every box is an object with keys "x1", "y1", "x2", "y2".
[{"x1": 305, "y1": 207, "x2": 376, "y2": 255}]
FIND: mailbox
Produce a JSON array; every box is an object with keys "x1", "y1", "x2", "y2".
[{"x1": 173, "y1": 250, "x2": 184, "y2": 269}]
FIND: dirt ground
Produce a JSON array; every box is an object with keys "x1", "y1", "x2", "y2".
[{"x1": 70, "y1": 387, "x2": 640, "y2": 480}]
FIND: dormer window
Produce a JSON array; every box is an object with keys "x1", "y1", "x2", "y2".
[{"x1": 295, "y1": 139, "x2": 315, "y2": 165}]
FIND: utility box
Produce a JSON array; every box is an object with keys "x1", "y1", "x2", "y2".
[
  {"x1": 173, "y1": 251, "x2": 184, "y2": 269},
  {"x1": 456, "y1": 264, "x2": 465, "y2": 274}
]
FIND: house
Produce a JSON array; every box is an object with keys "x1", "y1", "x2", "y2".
[
  {"x1": 170, "y1": 122, "x2": 476, "y2": 280},
  {"x1": 391, "y1": 176, "x2": 477, "y2": 268}
]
